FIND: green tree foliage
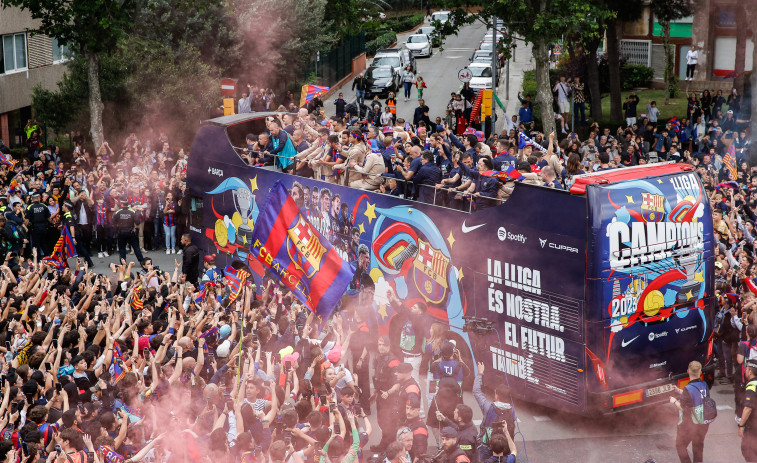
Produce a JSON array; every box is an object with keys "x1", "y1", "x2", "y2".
[
  {"x1": 234, "y1": 0, "x2": 334, "y2": 90},
  {"x1": 436, "y1": 0, "x2": 611, "y2": 134},
  {"x1": 28, "y1": 0, "x2": 242, "y2": 143},
  {"x1": 651, "y1": 0, "x2": 692, "y2": 103}
]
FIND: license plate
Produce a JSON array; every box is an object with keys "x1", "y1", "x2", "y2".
[{"x1": 646, "y1": 384, "x2": 675, "y2": 397}]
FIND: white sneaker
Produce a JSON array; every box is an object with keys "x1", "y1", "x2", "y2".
[
  {"x1": 166, "y1": 249, "x2": 170, "y2": 254},
  {"x1": 176, "y1": 249, "x2": 182, "y2": 255},
  {"x1": 103, "y1": 252, "x2": 109, "y2": 257},
  {"x1": 97, "y1": 252, "x2": 103, "y2": 258}
]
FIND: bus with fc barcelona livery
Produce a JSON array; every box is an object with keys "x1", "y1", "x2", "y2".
[{"x1": 186, "y1": 112, "x2": 715, "y2": 415}]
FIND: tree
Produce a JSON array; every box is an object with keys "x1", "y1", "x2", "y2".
[
  {"x1": 651, "y1": 0, "x2": 692, "y2": 104},
  {"x1": 437, "y1": 0, "x2": 605, "y2": 135},
  {"x1": 1, "y1": 0, "x2": 135, "y2": 148},
  {"x1": 605, "y1": 0, "x2": 644, "y2": 121},
  {"x1": 233, "y1": 0, "x2": 334, "y2": 89}
]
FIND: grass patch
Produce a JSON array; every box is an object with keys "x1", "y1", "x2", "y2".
[{"x1": 599, "y1": 89, "x2": 688, "y2": 125}]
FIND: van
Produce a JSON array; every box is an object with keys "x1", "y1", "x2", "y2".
[{"x1": 371, "y1": 47, "x2": 416, "y2": 74}]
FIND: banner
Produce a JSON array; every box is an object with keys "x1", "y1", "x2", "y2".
[{"x1": 249, "y1": 181, "x2": 354, "y2": 318}]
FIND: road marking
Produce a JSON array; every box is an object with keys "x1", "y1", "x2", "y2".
[
  {"x1": 445, "y1": 48, "x2": 474, "y2": 51},
  {"x1": 717, "y1": 404, "x2": 734, "y2": 410},
  {"x1": 445, "y1": 56, "x2": 463, "y2": 59},
  {"x1": 533, "y1": 415, "x2": 552, "y2": 422}
]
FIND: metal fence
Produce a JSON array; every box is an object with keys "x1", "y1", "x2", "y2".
[
  {"x1": 304, "y1": 32, "x2": 366, "y2": 87},
  {"x1": 619, "y1": 39, "x2": 652, "y2": 67}
]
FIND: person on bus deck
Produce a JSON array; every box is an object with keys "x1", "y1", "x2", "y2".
[{"x1": 250, "y1": 131, "x2": 273, "y2": 165}]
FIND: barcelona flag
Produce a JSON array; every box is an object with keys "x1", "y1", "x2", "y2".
[
  {"x1": 249, "y1": 182, "x2": 354, "y2": 319},
  {"x1": 724, "y1": 142, "x2": 738, "y2": 181},
  {"x1": 224, "y1": 266, "x2": 249, "y2": 305},
  {"x1": 109, "y1": 341, "x2": 129, "y2": 385},
  {"x1": 42, "y1": 226, "x2": 77, "y2": 270},
  {"x1": 131, "y1": 288, "x2": 144, "y2": 312},
  {"x1": 299, "y1": 84, "x2": 330, "y2": 107}
]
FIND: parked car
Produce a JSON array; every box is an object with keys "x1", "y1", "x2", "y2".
[
  {"x1": 405, "y1": 34, "x2": 432, "y2": 57},
  {"x1": 467, "y1": 62, "x2": 496, "y2": 90},
  {"x1": 470, "y1": 49, "x2": 494, "y2": 64},
  {"x1": 365, "y1": 65, "x2": 401, "y2": 97},
  {"x1": 417, "y1": 26, "x2": 441, "y2": 47},
  {"x1": 372, "y1": 47, "x2": 416, "y2": 74}
]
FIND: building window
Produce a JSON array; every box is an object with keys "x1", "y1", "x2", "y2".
[
  {"x1": 52, "y1": 38, "x2": 69, "y2": 63},
  {"x1": 2, "y1": 33, "x2": 27, "y2": 73},
  {"x1": 718, "y1": 10, "x2": 736, "y2": 28}
]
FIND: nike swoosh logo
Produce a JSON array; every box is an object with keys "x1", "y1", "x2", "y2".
[
  {"x1": 461, "y1": 221, "x2": 486, "y2": 233},
  {"x1": 621, "y1": 335, "x2": 640, "y2": 348}
]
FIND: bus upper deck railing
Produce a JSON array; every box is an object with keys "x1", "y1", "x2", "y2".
[{"x1": 231, "y1": 147, "x2": 510, "y2": 213}]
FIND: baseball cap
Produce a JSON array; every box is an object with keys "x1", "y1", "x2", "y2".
[
  {"x1": 327, "y1": 345, "x2": 342, "y2": 363},
  {"x1": 203, "y1": 255, "x2": 215, "y2": 264},
  {"x1": 715, "y1": 261, "x2": 723, "y2": 269}
]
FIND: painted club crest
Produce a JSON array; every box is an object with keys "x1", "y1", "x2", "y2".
[
  {"x1": 641, "y1": 193, "x2": 665, "y2": 222},
  {"x1": 287, "y1": 215, "x2": 327, "y2": 279},
  {"x1": 413, "y1": 239, "x2": 450, "y2": 304}
]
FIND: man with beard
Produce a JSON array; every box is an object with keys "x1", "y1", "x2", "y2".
[{"x1": 437, "y1": 426, "x2": 471, "y2": 463}]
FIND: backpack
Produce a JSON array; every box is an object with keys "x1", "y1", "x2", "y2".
[
  {"x1": 479, "y1": 403, "x2": 515, "y2": 445},
  {"x1": 436, "y1": 362, "x2": 463, "y2": 402},
  {"x1": 685, "y1": 382, "x2": 717, "y2": 425}
]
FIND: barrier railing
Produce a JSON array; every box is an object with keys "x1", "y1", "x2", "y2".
[{"x1": 230, "y1": 147, "x2": 510, "y2": 213}]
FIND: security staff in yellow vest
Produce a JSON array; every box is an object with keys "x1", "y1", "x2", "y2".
[
  {"x1": 61, "y1": 200, "x2": 93, "y2": 267},
  {"x1": 739, "y1": 360, "x2": 757, "y2": 461}
]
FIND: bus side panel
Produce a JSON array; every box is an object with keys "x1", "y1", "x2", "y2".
[
  {"x1": 467, "y1": 185, "x2": 589, "y2": 414},
  {"x1": 586, "y1": 172, "x2": 715, "y2": 400},
  {"x1": 187, "y1": 125, "x2": 592, "y2": 412}
]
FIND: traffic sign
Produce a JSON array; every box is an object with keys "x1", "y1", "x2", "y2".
[
  {"x1": 220, "y1": 78, "x2": 237, "y2": 97},
  {"x1": 458, "y1": 68, "x2": 472, "y2": 83}
]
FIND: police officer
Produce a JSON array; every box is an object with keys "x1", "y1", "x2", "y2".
[
  {"x1": 436, "y1": 404, "x2": 478, "y2": 463},
  {"x1": 739, "y1": 359, "x2": 757, "y2": 460},
  {"x1": 113, "y1": 198, "x2": 144, "y2": 263},
  {"x1": 26, "y1": 192, "x2": 50, "y2": 256},
  {"x1": 61, "y1": 200, "x2": 93, "y2": 267},
  {"x1": 438, "y1": 427, "x2": 471, "y2": 463},
  {"x1": 372, "y1": 335, "x2": 401, "y2": 452}
]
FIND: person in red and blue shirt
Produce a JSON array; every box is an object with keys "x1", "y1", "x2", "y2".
[{"x1": 163, "y1": 192, "x2": 177, "y2": 254}]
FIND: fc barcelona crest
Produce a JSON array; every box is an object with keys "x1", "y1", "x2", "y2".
[
  {"x1": 641, "y1": 193, "x2": 665, "y2": 222},
  {"x1": 413, "y1": 239, "x2": 450, "y2": 304},
  {"x1": 286, "y1": 215, "x2": 326, "y2": 279}
]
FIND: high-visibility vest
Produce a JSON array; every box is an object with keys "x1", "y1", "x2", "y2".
[{"x1": 387, "y1": 98, "x2": 397, "y2": 115}]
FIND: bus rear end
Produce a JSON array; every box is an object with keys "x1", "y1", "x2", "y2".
[{"x1": 580, "y1": 163, "x2": 716, "y2": 413}]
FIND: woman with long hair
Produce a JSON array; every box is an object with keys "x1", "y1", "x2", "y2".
[
  {"x1": 561, "y1": 154, "x2": 585, "y2": 190},
  {"x1": 701, "y1": 89, "x2": 713, "y2": 122}
]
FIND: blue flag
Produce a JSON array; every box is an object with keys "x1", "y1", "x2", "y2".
[{"x1": 249, "y1": 182, "x2": 354, "y2": 319}]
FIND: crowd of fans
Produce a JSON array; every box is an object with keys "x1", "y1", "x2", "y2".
[{"x1": 0, "y1": 48, "x2": 754, "y2": 463}]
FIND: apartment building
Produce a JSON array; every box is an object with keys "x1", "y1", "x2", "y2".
[{"x1": 0, "y1": 6, "x2": 67, "y2": 147}]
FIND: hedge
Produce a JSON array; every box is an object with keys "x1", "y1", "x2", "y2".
[{"x1": 366, "y1": 31, "x2": 398, "y2": 57}]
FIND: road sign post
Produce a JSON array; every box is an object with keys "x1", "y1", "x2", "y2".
[
  {"x1": 458, "y1": 68, "x2": 472, "y2": 83},
  {"x1": 220, "y1": 78, "x2": 237, "y2": 97}
]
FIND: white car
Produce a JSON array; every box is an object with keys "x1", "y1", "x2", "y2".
[
  {"x1": 467, "y1": 62, "x2": 495, "y2": 90},
  {"x1": 431, "y1": 10, "x2": 450, "y2": 24},
  {"x1": 405, "y1": 34, "x2": 432, "y2": 57}
]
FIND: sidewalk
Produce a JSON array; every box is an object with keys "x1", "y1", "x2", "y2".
[{"x1": 496, "y1": 38, "x2": 534, "y2": 123}]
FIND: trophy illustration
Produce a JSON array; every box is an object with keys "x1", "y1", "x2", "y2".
[{"x1": 233, "y1": 188, "x2": 256, "y2": 251}]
